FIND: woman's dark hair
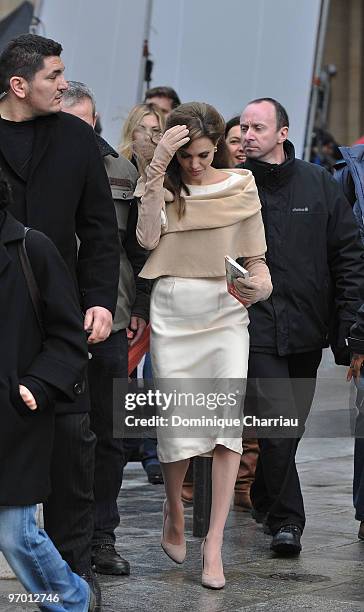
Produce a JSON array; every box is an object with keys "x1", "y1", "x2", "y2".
[
  {"x1": 164, "y1": 102, "x2": 226, "y2": 217},
  {"x1": 0, "y1": 169, "x2": 12, "y2": 210},
  {"x1": 225, "y1": 115, "x2": 240, "y2": 138}
]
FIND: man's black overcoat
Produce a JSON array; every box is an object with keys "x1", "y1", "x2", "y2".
[
  {"x1": 0, "y1": 111, "x2": 119, "y2": 315},
  {"x1": 0, "y1": 112, "x2": 120, "y2": 413}
]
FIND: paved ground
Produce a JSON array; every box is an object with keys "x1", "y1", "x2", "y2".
[{"x1": 1, "y1": 353, "x2": 364, "y2": 611}]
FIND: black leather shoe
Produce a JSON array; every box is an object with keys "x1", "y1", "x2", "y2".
[
  {"x1": 358, "y1": 521, "x2": 364, "y2": 540},
  {"x1": 270, "y1": 525, "x2": 302, "y2": 556},
  {"x1": 80, "y1": 571, "x2": 101, "y2": 612},
  {"x1": 146, "y1": 465, "x2": 164, "y2": 485},
  {"x1": 92, "y1": 544, "x2": 130, "y2": 576}
]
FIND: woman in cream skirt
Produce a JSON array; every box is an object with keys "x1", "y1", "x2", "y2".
[{"x1": 136, "y1": 102, "x2": 272, "y2": 588}]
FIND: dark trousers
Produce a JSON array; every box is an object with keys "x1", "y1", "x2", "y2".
[
  {"x1": 247, "y1": 350, "x2": 322, "y2": 534},
  {"x1": 88, "y1": 330, "x2": 128, "y2": 547},
  {"x1": 126, "y1": 354, "x2": 159, "y2": 474},
  {"x1": 354, "y1": 388, "x2": 364, "y2": 520},
  {"x1": 44, "y1": 412, "x2": 96, "y2": 574},
  {"x1": 122, "y1": 437, "x2": 159, "y2": 472}
]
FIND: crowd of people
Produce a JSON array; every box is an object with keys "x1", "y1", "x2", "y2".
[{"x1": 1, "y1": 31, "x2": 364, "y2": 611}]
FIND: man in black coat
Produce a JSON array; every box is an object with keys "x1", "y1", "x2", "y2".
[
  {"x1": 61, "y1": 80, "x2": 150, "y2": 576},
  {"x1": 0, "y1": 170, "x2": 93, "y2": 608},
  {"x1": 0, "y1": 33, "x2": 119, "y2": 602},
  {"x1": 237, "y1": 97, "x2": 364, "y2": 555}
]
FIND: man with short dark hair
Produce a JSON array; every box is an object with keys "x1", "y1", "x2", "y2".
[
  {"x1": 0, "y1": 34, "x2": 120, "y2": 608},
  {"x1": 62, "y1": 81, "x2": 150, "y2": 577},
  {"x1": 238, "y1": 97, "x2": 364, "y2": 555},
  {"x1": 144, "y1": 85, "x2": 180, "y2": 115}
]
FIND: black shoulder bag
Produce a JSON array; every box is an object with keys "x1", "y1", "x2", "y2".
[{"x1": 17, "y1": 227, "x2": 46, "y2": 342}]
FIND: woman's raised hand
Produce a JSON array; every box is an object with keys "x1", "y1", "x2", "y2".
[{"x1": 153, "y1": 125, "x2": 190, "y2": 169}]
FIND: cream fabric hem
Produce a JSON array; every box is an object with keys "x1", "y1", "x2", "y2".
[{"x1": 150, "y1": 277, "x2": 249, "y2": 463}]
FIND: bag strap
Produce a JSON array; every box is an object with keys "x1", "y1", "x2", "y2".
[{"x1": 17, "y1": 227, "x2": 46, "y2": 341}]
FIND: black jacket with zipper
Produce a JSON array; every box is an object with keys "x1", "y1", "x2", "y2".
[{"x1": 239, "y1": 140, "x2": 364, "y2": 363}]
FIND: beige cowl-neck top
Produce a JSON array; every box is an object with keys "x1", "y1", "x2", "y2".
[{"x1": 135, "y1": 168, "x2": 267, "y2": 279}]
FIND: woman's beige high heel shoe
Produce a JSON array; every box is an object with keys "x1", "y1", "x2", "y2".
[
  {"x1": 201, "y1": 538, "x2": 226, "y2": 589},
  {"x1": 161, "y1": 500, "x2": 186, "y2": 564}
]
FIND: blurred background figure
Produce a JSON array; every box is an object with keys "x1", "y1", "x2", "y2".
[
  {"x1": 119, "y1": 102, "x2": 165, "y2": 169},
  {"x1": 310, "y1": 126, "x2": 342, "y2": 173},
  {"x1": 353, "y1": 134, "x2": 364, "y2": 145},
  {"x1": 144, "y1": 85, "x2": 181, "y2": 116},
  {"x1": 225, "y1": 116, "x2": 246, "y2": 167}
]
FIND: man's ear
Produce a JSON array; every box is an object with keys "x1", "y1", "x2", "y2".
[
  {"x1": 277, "y1": 126, "x2": 289, "y2": 144},
  {"x1": 9, "y1": 76, "x2": 28, "y2": 99},
  {"x1": 92, "y1": 111, "x2": 98, "y2": 129}
]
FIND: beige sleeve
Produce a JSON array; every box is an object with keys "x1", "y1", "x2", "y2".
[
  {"x1": 136, "y1": 159, "x2": 168, "y2": 250},
  {"x1": 243, "y1": 255, "x2": 273, "y2": 301}
]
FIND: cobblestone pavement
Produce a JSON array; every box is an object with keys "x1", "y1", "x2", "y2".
[{"x1": 1, "y1": 353, "x2": 364, "y2": 611}]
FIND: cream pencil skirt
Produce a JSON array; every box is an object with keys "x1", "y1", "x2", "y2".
[{"x1": 150, "y1": 277, "x2": 249, "y2": 463}]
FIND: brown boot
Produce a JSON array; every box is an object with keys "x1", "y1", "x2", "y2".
[
  {"x1": 181, "y1": 460, "x2": 194, "y2": 505},
  {"x1": 234, "y1": 438, "x2": 259, "y2": 511}
]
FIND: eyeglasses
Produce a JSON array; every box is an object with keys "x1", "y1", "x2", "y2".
[{"x1": 133, "y1": 125, "x2": 162, "y2": 144}]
